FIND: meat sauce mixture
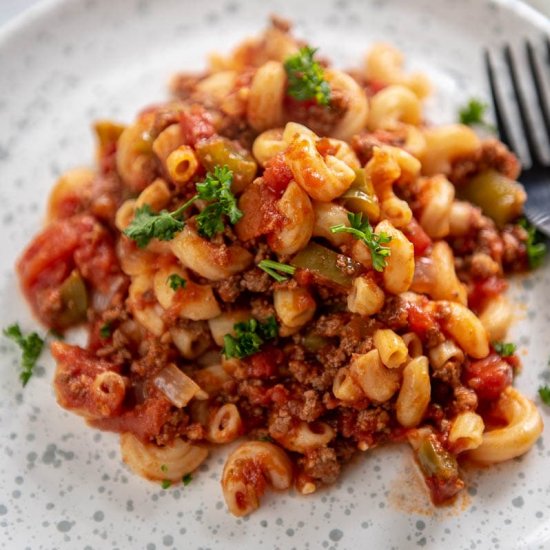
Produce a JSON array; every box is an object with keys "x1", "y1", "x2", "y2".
[{"x1": 15, "y1": 17, "x2": 540, "y2": 508}]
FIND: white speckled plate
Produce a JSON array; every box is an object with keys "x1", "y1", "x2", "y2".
[{"x1": 1, "y1": 0, "x2": 550, "y2": 548}]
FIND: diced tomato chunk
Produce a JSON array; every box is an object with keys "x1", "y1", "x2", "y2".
[
  {"x1": 17, "y1": 218, "x2": 80, "y2": 291},
  {"x1": 179, "y1": 105, "x2": 215, "y2": 147},
  {"x1": 234, "y1": 180, "x2": 284, "y2": 241},
  {"x1": 403, "y1": 218, "x2": 432, "y2": 256},
  {"x1": 463, "y1": 353, "x2": 513, "y2": 401},
  {"x1": 90, "y1": 397, "x2": 173, "y2": 441},
  {"x1": 406, "y1": 302, "x2": 435, "y2": 337},
  {"x1": 262, "y1": 153, "x2": 293, "y2": 197},
  {"x1": 17, "y1": 215, "x2": 121, "y2": 328},
  {"x1": 74, "y1": 224, "x2": 120, "y2": 294},
  {"x1": 468, "y1": 276, "x2": 508, "y2": 312},
  {"x1": 246, "y1": 347, "x2": 283, "y2": 379}
]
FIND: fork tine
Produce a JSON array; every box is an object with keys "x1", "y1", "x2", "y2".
[
  {"x1": 503, "y1": 44, "x2": 541, "y2": 166},
  {"x1": 526, "y1": 41, "x2": 550, "y2": 142},
  {"x1": 484, "y1": 49, "x2": 513, "y2": 150}
]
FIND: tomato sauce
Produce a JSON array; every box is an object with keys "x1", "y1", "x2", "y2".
[{"x1": 463, "y1": 353, "x2": 513, "y2": 401}]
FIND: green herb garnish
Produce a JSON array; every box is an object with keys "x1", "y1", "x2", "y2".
[
  {"x1": 161, "y1": 479, "x2": 172, "y2": 489},
  {"x1": 493, "y1": 341, "x2": 517, "y2": 357},
  {"x1": 167, "y1": 274, "x2": 187, "y2": 291},
  {"x1": 330, "y1": 212, "x2": 392, "y2": 272},
  {"x1": 182, "y1": 473, "x2": 193, "y2": 486},
  {"x1": 458, "y1": 98, "x2": 494, "y2": 130},
  {"x1": 99, "y1": 323, "x2": 112, "y2": 340},
  {"x1": 123, "y1": 199, "x2": 195, "y2": 249},
  {"x1": 222, "y1": 316, "x2": 278, "y2": 359},
  {"x1": 258, "y1": 435, "x2": 274, "y2": 443},
  {"x1": 195, "y1": 165, "x2": 242, "y2": 238},
  {"x1": 538, "y1": 385, "x2": 550, "y2": 405},
  {"x1": 257, "y1": 260, "x2": 296, "y2": 282},
  {"x1": 284, "y1": 46, "x2": 331, "y2": 106},
  {"x1": 3, "y1": 323, "x2": 44, "y2": 386},
  {"x1": 519, "y1": 218, "x2": 546, "y2": 269},
  {"x1": 160, "y1": 464, "x2": 168, "y2": 473},
  {"x1": 124, "y1": 165, "x2": 241, "y2": 247}
]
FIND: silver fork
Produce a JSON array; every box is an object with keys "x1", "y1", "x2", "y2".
[{"x1": 484, "y1": 38, "x2": 550, "y2": 236}]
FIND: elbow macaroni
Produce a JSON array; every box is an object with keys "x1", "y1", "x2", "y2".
[
  {"x1": 247, "y1": 61, "x2": 286, "y2": 131},
  {"x1": 468, "y1": 388, "x2": 543, "y2": 464},
  {"x1": 396, "y1": 356, "x2": 431, "y2": 428},
  {"x1": 350, "y1": 349, "x2": 400, "y2": 403},
  {"x1": 285, "y1": 129, "x2": 355, "y2": 202},
  {"x1": 448, "y1": 412, "x2": 485, "y2": 454},
  {"x1": 222, "y1": 441, "x2": 293, "y2": 517},
  {"x1": 376, "y1": 220, "x2": 414, "y2": 294},
  {"x1": 436, "y1": 300, "x2": 490, "y2": 359},
  {"x1": 368, "y1": 85, "x2": 422, "y2": 131},
  {"x1": 121, "y1": 433, "x2": 208, "y2": 481},
  {"x1": 365, "y1": 42, "x2": 431, "y2": 98},
  {"x1": 373, "y1": 329, "x2": 408, "y2": 369}
]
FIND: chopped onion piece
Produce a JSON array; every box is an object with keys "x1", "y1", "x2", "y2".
[
  {"x1": 153, "y1": 363, "x2": 208, "y2": 408},
  {"x1": 410, "y1": 256, "x2": 435, "y2": 294}
]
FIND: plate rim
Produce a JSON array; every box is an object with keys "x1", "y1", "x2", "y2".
[
  {"x1": 1, "y1": 0, "x2": 549, "y2": 48},
  {"x1": 0, "y1": 1, "x2": 549, "y2": 548}
]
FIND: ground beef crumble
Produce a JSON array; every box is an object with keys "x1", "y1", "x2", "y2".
[
  {"x1": 297, "y1": 447, "x2": 341, "y2": 485},
  {"x1": 449, "y1": 138, "x2": 521, "y2": 186}
]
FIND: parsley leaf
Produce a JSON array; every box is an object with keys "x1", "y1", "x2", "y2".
[
  {"x1": 493, "y1": 341, "x2": 517, "y2": 357},
  {"x1": 459, "y1": 99, "x2": 487, "y2": 125},
  {"x1": 3, "y1": 323, "x2": 44, "y2": 386},
  {"x1": 519, "y1": 218, "x2": 547, "y2": 269},
  {"x1": 257, "y1": 260, "x2": 296, "y2": 282},
  {"x1": 196, "y1": 165, "x2": 232, "y2": 201},
  {"x1": 538, "y1": 385, "x2": 550, "y2": 405},
  {"x1": 124, "y1": 197, "x2": 196, "y2": 249},
  {"x1": 161, "y1": 479, "x2": 172, "y2": 489},
  {"x1": 284, "y1": 46, "x2": 331, "y2": 106},
  {"x1": 222, "y1": 316, "x2": 279, "y2": 359},
  {"x1": 330, "y1": 212, "x2": 392, "y2": 271},
  {"x1": 99, "y1": 322, "x2": 112, "y2": 340},
  {"x1": 458, "y1": 98, "x2": 495, "y2": 131},
  {"x1": 160, "y1": 464, "x2": 168, "y2": 473},
  {"x1": 182, "y1": 473, "x2": 193, "y2": 486},
  {"x1": 167, "y1": 274, "x2": 187, "y2": 291},
  {"x1": 124, "y1": 166, "x2": 242, "y2": 246},
  {"x1": 195, "y1": 204, "x2": 226, "y2": 238},
  {"x1": 195, "y1": 166, "x2": 242, "y2": 238}
]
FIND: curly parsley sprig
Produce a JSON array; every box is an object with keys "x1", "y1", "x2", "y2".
[
  {"x1": 222, "y1": 316, "x2": 278, "y2": 359},
  {"x1": 458, "y1": 98, "x2": 495, "y2": 132},
  {"x1": 330, "y1": 212, "x2": 392, "y2": 272},
  {"x1": 493, "y1": 341, "x2": 516, "y2": 357},
  {"x1": 195, "y1": 165, "x2": 243, "y2": 238},
  {"x1": 3, "y1": 323, "x2": 45, "y2": 386},
  {"x1": 284, "y1": 46, "x2": 331, "y2": 106},
  {"x1": 123, "y1": 165, "x2": 242, "y2": 247},
  {"x1": 167, "y1": 274, "x2": 187, "y2": 291},
  {"x1": 124, "y1": 196, "x2": 197, "y2": 248},
  {"x1": 519, "y1": 218, "x2": 546, "y2": 269}
]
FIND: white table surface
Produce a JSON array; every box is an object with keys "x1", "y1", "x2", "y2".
[{"x1": 0, "y1": 0, "x2": 549, "y2": 27}]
